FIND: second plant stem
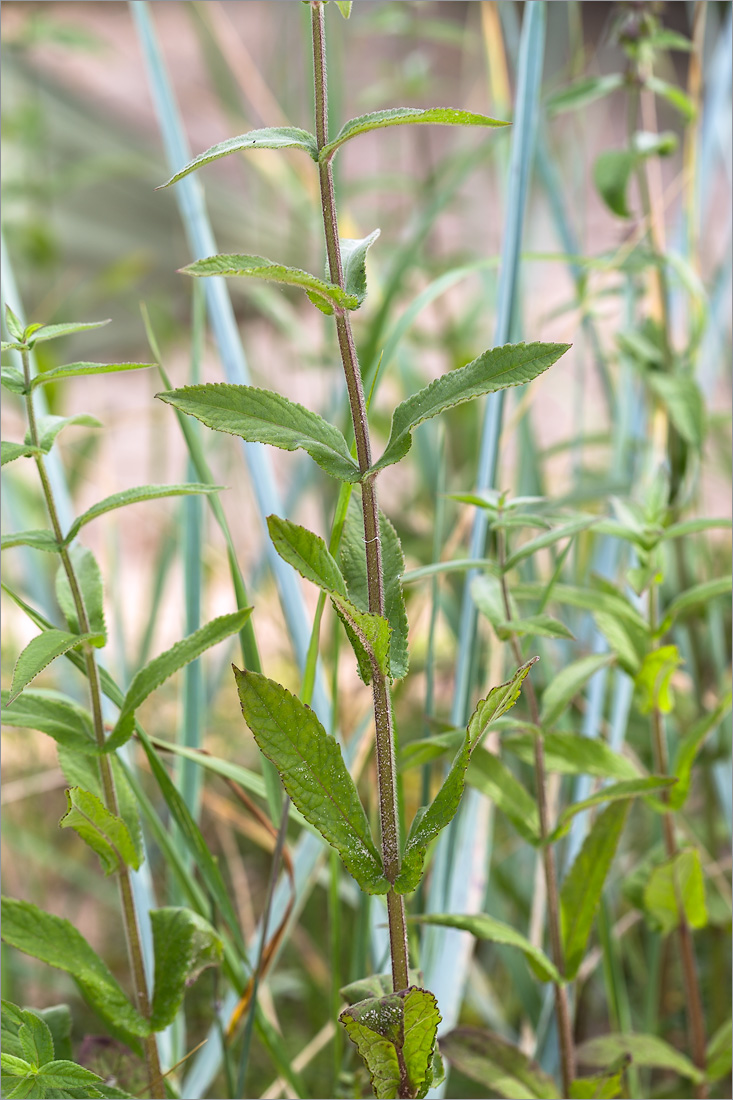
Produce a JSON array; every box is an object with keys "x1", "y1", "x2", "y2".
[
  {"x1": 21, "y1": 350, "x2": 165, "y2": 1099},
  {"x1": 498, "y1": 525, "x2": 575, "y2": 1096},
  {"x1": 311, "y1": 0, "x2": 409, "y2": 996}
]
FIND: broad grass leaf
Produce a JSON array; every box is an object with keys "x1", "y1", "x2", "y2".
[
  {"x1": 322, "y1": 106, "x2": 509, "y2": 159},
  {"x1": 502, "y1": 731, "x2": 640, "y2": 780},
  {"x1": 234, "y1": 668, "x2": 387, "y2": 893},
  {"x1": 540, "y1": 654, "x2": 614, "y2": 728},
  {"x1": 1, "y1": 443, "x2": 40, "y2": 466},
  {"x1": 59, "y1": 787, "x2": 141, "y2": 875},
  {"x1": 150, "y1": 908, "x2": 223, "y2": 1030},
  {"x1": 466, "y1": 748, "x2": 540, "y2": 844},
  {"x1": 395, "y1": 660, "x2": 536, "y2": 894},
  {"x1": 340, "y1": 987, "x2": 441, "y2": 1100},
  {"x1": 642, "y1": 849, "x2": 707, "y2": 935},
  {"x1": 55, "y1": 548, "x2": 106, "y2": 646},
  {"x1": 65, "y1": 483, "x2": 222, "y2": 544},
  {"x1": 31, "y1": 413, "x2": 102, "y2": 454},
  {"x1": 30, "y1": 362, "x2": 153, "y2": 390},
  {"x1": 413, "y1": 914, "x2": 561, "y2": 984},
  {"x1": 1, "y1": 530, "x2": 60, "y2": 553},
  {"x1": 340, "y1": 497, "x2": 409, "y2": 679},
  {"x1": 9, "y1": 630, "x2": 102, "y2": 704},
  {"x1": 181, "y1": 253, "x2": 358, "y2": 312},
  {"x1": 440, "y1": 1028, "x2": 560, "y2": 1099},
  {"x1": 372, "y1": 343, "x2": 570, "y2": 472},
  {"x1": 157, "y1": 127, "x2": 319, "y2": 188},
  {"x1": 550, "y1": 777, "x2": 676, "y2": 841},
  {"x1": 267, "y1": 515, "x2": 347, "y2": 596},
  {"x1": 0, "y1": 898, "x2": 149, "y2": 1044},
  {"x1": 576, "y1": 1032, "x2": 704, "y2": 1084},
  {"x1": 560, "y1": 801, "x2": 630, "y2": 979},
  {"x1": 108, "y1": 609, "x2": 252, "y2": 749},
  {"x1": 157, "y1": 384, "x2": 361, "y2": 483}
]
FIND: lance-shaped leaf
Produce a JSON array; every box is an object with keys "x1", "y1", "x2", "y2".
[
  {"x1": 413, "y1": 914, "x2": 561, "y2": 984},
  {"x1": 642, "y1": 849, "x2": 707, "y2": 935},
  {"x1": 157, "y1": 126, "x2": 319, "y2": 188},
  {"x1": 157, "y1": 384, "x2": 361, "y2": 483},
  {"x1": 30, "y1": 413, "x2": 102, "y2": 454},
  {"x1": 321, "y1": 106, "x2": 509, "y2": 160},
  {"x1": 502, "y1": 731, "x2": 640, "y2": 780},
  {"x1": 64, "y1": 483, "x2": 222, "y2": 544},
  {"x1": 670, "y1": 691, "x2": 733, "y2": 810},
  {"x1": 1, "y1": 689, "x2": 96, "y2": 753},
  {"x1": 234, "y1": 667, "x2": 387, "y2": 893},
  {"x1": 706, "y1": 1019, "x2": 732, "y2": 1084},
  {"x1": 341, "y1": 229, "x2": 380, "y2": 307},
  {"x1": 1, "y1": 443, "x2": 40, "y2": 466},
  {"x1": 550, "y1": 777, "x2": 676, "y2": 841},
  {"x1": 5, "y1": 304, "x2": 24, "y2": 340},
  {"x1": 9, "y1": 630, "x2": 103, "y2": 704},
  {"x1": 150, "y1": 908, "x2": 223, "y2": 1031},
  {"x1": 55, "y1": 548, "x2": 106, "y2": 646},
  {"x1": 646, "y1": 372, "x2": 705, "y2": 449},
  {"x1": 1, "y1": 530, "x2": 60, "y2": 554},
  {"x1": 1, "y1": 898, "x2": 149, "y2": 1044},
  {"x1": 107, "y1": 609, "x2": 252, "y2": 749},
  {"x1": 546, "y1": 73, "x2": 625, "y2": 116},
  {"x1": 332, "y1": 594, "x2": 392, "y2": 684},
  {"x1": 334, "y1": 0, "x2": 352, "y2": 17},
  {"x1": 577, "y1": 1032, "x2": 704, "y2": 1084},
  {"x1": 503, "y1": 515, "x2": 598, "y2": 571},
  {"x1": 340, "y1": 987, "x2": 441, "y2": 1100},
  {"x1": 60, "y1": 787, "x2": 141, "y2": 875},
  {"x1": 466, "y1": 748, "x2": 540, "y2": 844},
  {"x1": 440, "y1": 1028, "x2": 560, "y2": 1099},
  {"x1": 181, "y1": 253, "x2": 358, "y2": 312},
  {"x1": 635, "y1": 645, "x2": 682, "y2": 715},
  {"x1": 540, "y1": 653, "x2": 614, "y2": 728},
  {"x1": 560, "y1": 800, "x2": 630, "y2": 979},
  {"x1": 371, "y1": 343, "x2": 570, "y2": 473},
  {"x1": 30, "y1": 362, "x2": 154, "y2": 389},
  {"x1": 340, "y1": 496, "x2": 409, "y2": 679},
  {"x1": 394, "y1": 659, "x2": 536, "y2": 894},
  {"x1": 657, "y1": 576, "x2": 732, "y2": 635},
  {"x1": 0, "y1": 367, "x2": 26, "y2": 393},
  {"x1": 24, "y1": 319, "x2": 111, "y2": 346}
]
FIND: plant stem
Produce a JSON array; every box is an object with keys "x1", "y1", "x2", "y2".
[
  {"x1": 21, "y1": 351, "x2": 165, "y2": 1099},
  {"x1": 310, "y1": 0, "x2": 409, "y2": 997},
  {"x1": 497, "y1": 525, "x2": 575, "y2": 1096}
]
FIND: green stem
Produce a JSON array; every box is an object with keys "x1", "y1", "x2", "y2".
[
  {"x1": 21, "y1": 350, "x2": 164, "y2": 1099},
  {"x1": 310, "y1": 0, "x2": 409, "y2": 997},
  {"x1": 497, "y1": 524, "x2": 575, "y2": 1096}
]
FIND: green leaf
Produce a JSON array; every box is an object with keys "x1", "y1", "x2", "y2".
[
  {"x1": 670, "y1": 692, "x2": 733, "y2": 809},
  {"x1": 546, "y1": 73, "x2": 625, "y2": 116},
  {"x1": 1, "y1": 442, "x2": 40, "y2": 466},
  {"x1": 515, "y1": 579, "x2": 651, "y2": 632},
  {"x1": 157, "y1": 127, "x2": 319, "y2": 188},
  {"x1": 706, "y1": 1018, "x2": 732, "y2": 1084},
  {"x1": 3, "y1": 1057, "x2": 135, "y2": 1098},
  {"x1": 340, "y1": 497, "x2": 409, "y2": 679},
  {"x1": 394, "y1": 660, "x2": 536, "y2": 894},
  {"x1": 31, "y1": 413, "x2": 102, "y2": 454},
  {"x1": 440, "y1": 1028, "x2": 560, "y2": 1099},
  {"x1": 372, "y1": 343, "x2": 570, "y2": 473},
  {"x1": 592, "y1": 612, "x2": 642, "y2": 675},
  {"x1": 56, "y1": 745, "x2": 143, "y2": 869},
  {"x1": 0, "y1": 898, "x2": 149, "y2": 1043},
  {"x1": 412, "y1": 913, "x2": 561, "y2": 984},
  {"x1": 5, "y1": 304, "x2": 24, "y2": 341},
  {"x1": 60, "y1": 786, "x2": 141, "y2": 874},
  {"x1": 496, "y1": 613, "x2": 575, "y2": 641},
  {"x1": 502, "y1": 731, "x2": 640, "y2": 780},
  {"x1": 108, "y1": 609, "x2": 252, "y2": 749},
  {"x1": 181, "y1": 253, "x2": 358, "y2": 312},
  {"x1": 55, "y1": 548, "x2": 106, "y2": 646},
  {"x1": 504, "y1": 515, "x2": 598, "y2": 571},
  {"x1": 466, "y1": 748, "x2": 540, "y2": 844},
  {"x1": 1, "y1": 530, "x2": 60, "y2": 553},
  {"x1": 334, "y1": 594, "x2": 393, "y2": 684},
  {"x1": 64, "y1": 483, "x2": 222, "y2": 544},
  {"x1": 634, "y1": 645, "x2": 681, "y2": 714},
  {"x1": 646, "y1": 76, "x2": 696, "y2": 120},
  {"x1": 540, "y1": 654, "x2": 614, "y2": 728},
  {"x1": 157, "y1": 384, "x2": 361, "y2": 483},
  {"x1": 0, "y1": 367, "x2": 27, "y2": 393},
  {"x1": 30, "y1": 362, "x2": 154, "y2": 389},
  {"x1": 233, "y1": 667, "x2": 387, "y2": 893},
  {"x1": 341, "y1": 229, "x2": 380, "y2": 307},
  {"x1": 340, "y1": 971, "x2": 424, "y2": 1005},
  {"x1": 569, "y1": 1072, "x2": 623, "y2": 1099},
  {"x1": 561, "y1": 801, "x2": 630, "y2": 979},
  {"x1": 266, "y1": 515, "x2": 347, "y2": 596},
  {"x1": 576, "y1": 1032, "x2": 704, "y2": 1084},
  {"x1": 340, "y1": 987, "x2": 441, "y2": 1100},
  {"x1": 321, "y1": 106, "x2": 509, "y2": 160},
  {"x1": 658, "y1": 576, "x2": 732, "y2": 635},
  {"x1": 35, "y1": 1006, "x2": 72, "y2": 1063},
  {"x1": 334, "y1": 0, "x2": 352, "y2": 17},
  {"x1": 150, "y1": 908, "x2": 222, "y2": 1030},
  {"x1": 9, "y1": 630, "x2": 103, "y2": 704},
  {"x1": 594, "y1": 150, "x2": 636, "y2": 218},
  {"x1": 643, "y1": 849, "x2": 707, "y2": 935},
  {"x1": 550, "y1": 777, "x2": 676, "y2": 841},
  {"x1": 646, "y1": 372, "x2": 705, "y2": 448},
  {"x1": 17, "y1": 1009, "x2": 55, "y2": 1068},
  {"x1": 25, "y1": 320, "x2": 111, "y2": 346}
]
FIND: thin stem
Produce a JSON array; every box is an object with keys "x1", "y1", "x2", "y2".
[
  {"x1": 310, "y1": 0, "x2": 409, "y2": 997},
  {"x1": 21, "y1": 351, "x2": 164, "y2": 1099},
  {"x1": 497, "y1": 524, "x2": 575, "y2": 1096}
]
